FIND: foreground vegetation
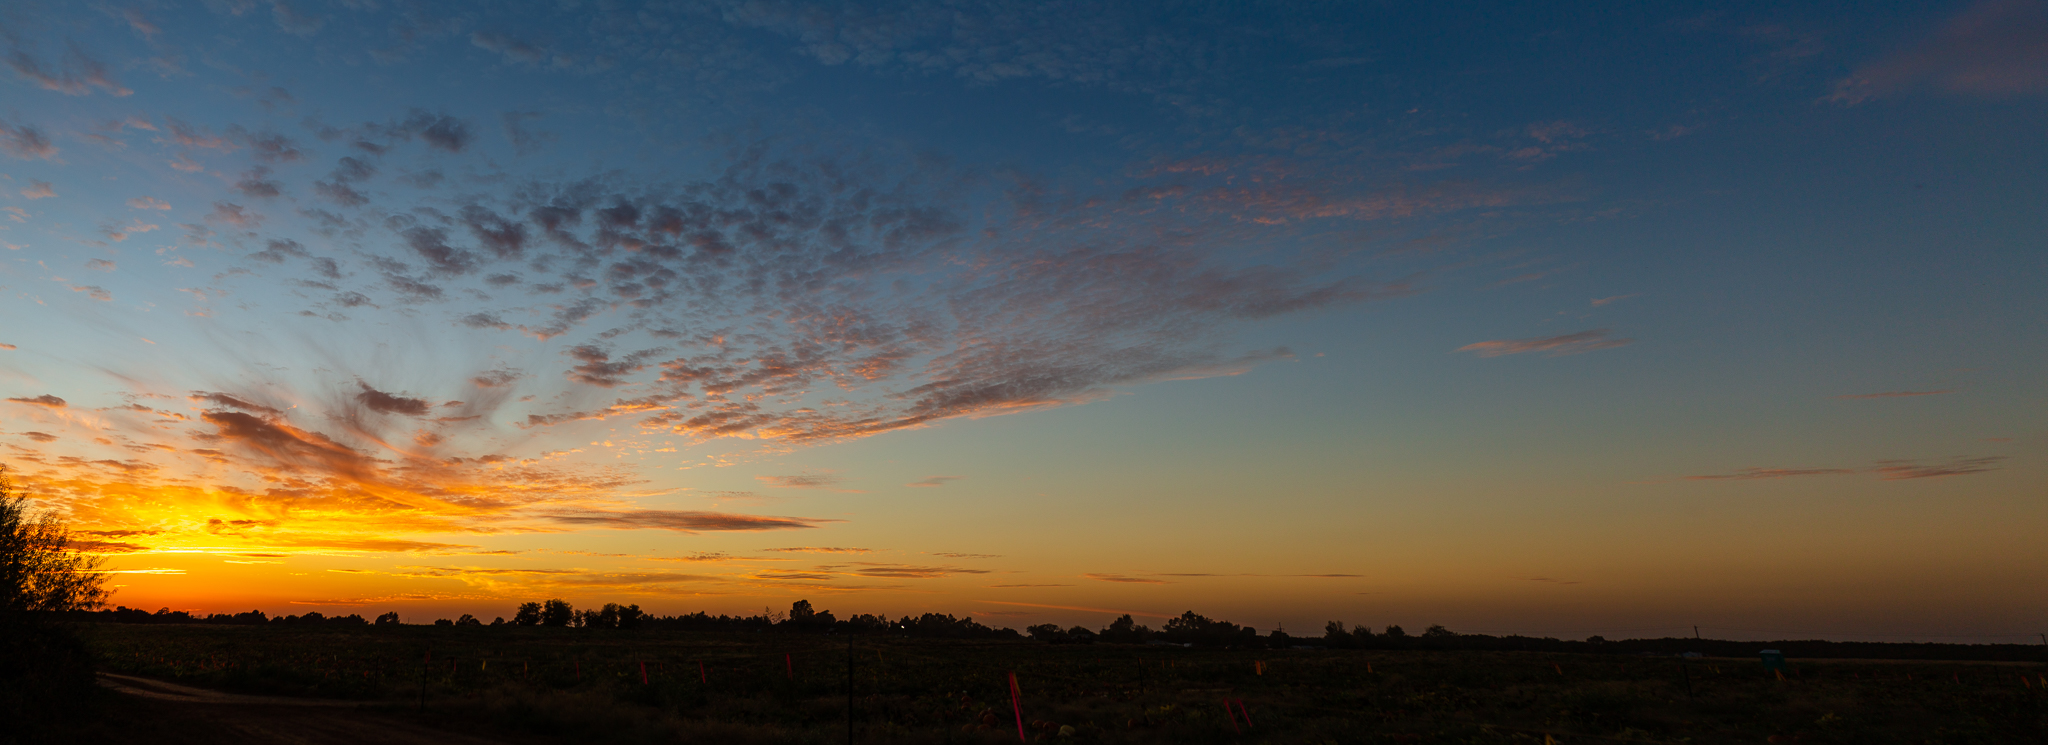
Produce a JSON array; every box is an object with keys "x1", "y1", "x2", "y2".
[{"x1": 76, "y1": 621, "x2": 2048, "y2": 744}]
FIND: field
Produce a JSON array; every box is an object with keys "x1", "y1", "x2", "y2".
[{"x1": 69, "y1": 623, "x2": 2048, "y2": 744}]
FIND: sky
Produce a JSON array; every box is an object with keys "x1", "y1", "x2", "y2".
[{"x1": 1, "y1": 0, "x2": 2042, "y2": 642}]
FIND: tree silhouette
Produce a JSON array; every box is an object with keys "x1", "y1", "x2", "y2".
[
  {"x1": 512, "y1": 602, "x2": 542, "y2": 626},
  {"x1": 540, "y1": 598, "x2": 574, "y2": 627},
  {"x1": 0, "y1": 464, "x2": 109, "y2": 616}
]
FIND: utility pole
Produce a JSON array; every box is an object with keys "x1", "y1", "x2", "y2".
[{"x1": 1694, "y1": 626, "x2": 1701, "y2": 641}]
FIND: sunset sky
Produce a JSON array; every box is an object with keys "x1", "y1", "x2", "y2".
[{"x1": 2, "y1": 0, "x2": 2042, "y2": 642}]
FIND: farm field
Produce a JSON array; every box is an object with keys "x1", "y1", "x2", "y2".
[{"x1": 72, "y1": 623, "x2": 2048, "y2": 744}]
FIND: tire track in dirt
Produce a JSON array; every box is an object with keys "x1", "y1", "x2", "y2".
[{"x1": 94, "y1": 672, "x2": 515, "y2": 744}]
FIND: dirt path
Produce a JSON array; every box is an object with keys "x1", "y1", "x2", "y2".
[{"x1": 87, "y1": 673, "x2": 518, "y2": 745}]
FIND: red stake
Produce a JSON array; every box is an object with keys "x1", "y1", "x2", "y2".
[
  {"x1": 1236, "y1": 699, "x2": 1254, "y2": 728},
  {"x1": 699, "y1": 660, "x2": 706, "y2": 684},
  {"x1": 1007, "y1": 672, "x2": 1026, "y2": 743},
  {"x1": 576, "y1": 660, "x2": 581, "y2": 681},
  {"x1": 1224, "y1": 701, "x2": 1240, "y2": 733},
  {"x1": 786, "y1": 653, "x2": 793, "y2": 680},
  {"x1": 641, "y1": 661, "x2": 649, "y2": 685}
]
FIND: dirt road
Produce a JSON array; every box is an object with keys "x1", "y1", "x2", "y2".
[{"x1": 72, "y1": 673, "x2": 518, "y2": 745}]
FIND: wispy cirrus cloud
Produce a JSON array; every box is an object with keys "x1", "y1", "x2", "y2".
[
  {"x1": 1456, "y1": 329, "x2": 1633, "y2": 357},
  {"x1": 1083, "y1": 572, "x2": 1168, "y2": 584},
  {"x1": 1872, "y1": 456, "x2": 2006, "y2": 480},
  {"x1": 759, "y1": 473, "x2": 842, "y2": 488},
  {"x1": 1836, "y1": 390, "x2": 1954, "y2": 399},
  {"x1": 1685, "y1": 467, "x2": 1857, "y2": 481},
  {"x1": 906, "y1": 475, "x2": 961, "y2": 487},
  {"x1": 541, "y1": 509, "x2": 832, "y2": 533},
  {"x1": 1828, "y1": 0, "x2": 2048, "y2": 103},
  {"x1": 1688, "y1": 456, "x2": 2005, "y2": 481}
]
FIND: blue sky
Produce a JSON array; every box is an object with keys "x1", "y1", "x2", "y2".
[{"x1": 1, "y1": 0, "x2": 2041, "y2": 640}]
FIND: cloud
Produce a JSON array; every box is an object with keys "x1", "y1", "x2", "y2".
[
  {"x1": 233, "y1": 169, "x2": 283, "y2": 198},
  {"x1": 761, "y1": 547, "x2": 872, "y2": 554},
  {"x1": 355, "y1": 382, "x2": 432, "y2": 416},
  {"x1": 985, "y1": 584, "x2": 1073, "y2": 588},
  {"x1": 1688, "y1": 457, "x2": 2006, "y2": 481},
  {"x1": 906, "y1": 475, "x2": 961, "y2": 488},
  {"x1": 207, "y1": 202, "x2": 261, "y2": 228},
  {"x1": 1516, "y1": 576, "x2": 1581, "y2": 585},
  {"x1": 1829, "y1": 0, "x2": 2048, "y2": 103},
  {"x1": 460, "y1": 312, "x2": 513, "y2": 330},
  {"x1": 1590, "y1": 294, "x2": 1637, "y2": 306},
  {"x1": 103, "y1": 219, "x2": 159, "y2": 243},
  {"x1": 1456, "y1": 329, "x2": 1633, "y2": 357},
  {"x1": 470, "y1": 369, "x2": 521, "y2": 388},
  {"x1": 191, "y1": 392, "x2": 284, "y2": 417},
  {"x1": 128, "y1": 197, "x2": 172, "y2": 210},
  {"x1": 269, "y1": 0, "x2": 326, "y2": 36},
  {"x1": 1083, "y1": 572, "x2": 1167, "y2": 584},
  {"x1": 1872, "y1": 456, "x2": 2005, "y2": 480},
  {"x1": 471, "y1": 32, "x2": 548, "y2": 65},
  {"x1": 0, "y1": 343, "x2": 15, "y2": 350},
  {"x1": 1686, "y1": 467, "x2": 1857, "y2": 481},
  {"x1": 930, "y1": 552, "x2": 999, "y2": 559},
  {"x1": 840, "y1": 562, "x2": 990, "y2": 579},
  {"x1": 0, "y1": 120, "x2": 57, "y2": 159},
  {"x1": 501, "y1": 111, "x2": 552, "y2": 155},
  {"x1": 251, "y1": 239, "x2": 309, "y2": 264},
  {"x1": 564, "y1": 345, "x2": 660, "y2": 387},
  {"x1": 68, "y1": 285, "x2": 112, "y2": 302},
  {"x1": 6, "y1": 394, "x2": 67, "y2": 408},
  {"x1": 19, "y1": 181, "x2": 55, "y2": 199},
  {"x1": 1837, "y1": 390, "x2": 1954, "y2": 399},
  {"x1": 5, "y1": 44, "x2": 132, "y2": 96},
  {"x1": 758, "y1": 473, "x2": 842, "y2": 489},
  {"x1": 21, "y1": 432, "x2": 57, "y2": 442},
  {"x1": 542, "y1": 509, "x2": 830, "y2": 532}
]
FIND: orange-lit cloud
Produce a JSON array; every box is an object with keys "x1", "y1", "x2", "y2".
[
  {"x1": 1456, "y1": 329, "x2": 1632, "y2": 358},
  {"x1": 906, "y1": 475, "x2": 961, "y2": 487},
  {"x1": 1083, "y1": 573, "x2": 1167, "y2": 584},
  {"x1": 762, "y1": 547, "x2": 872, "y2": 554}
]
